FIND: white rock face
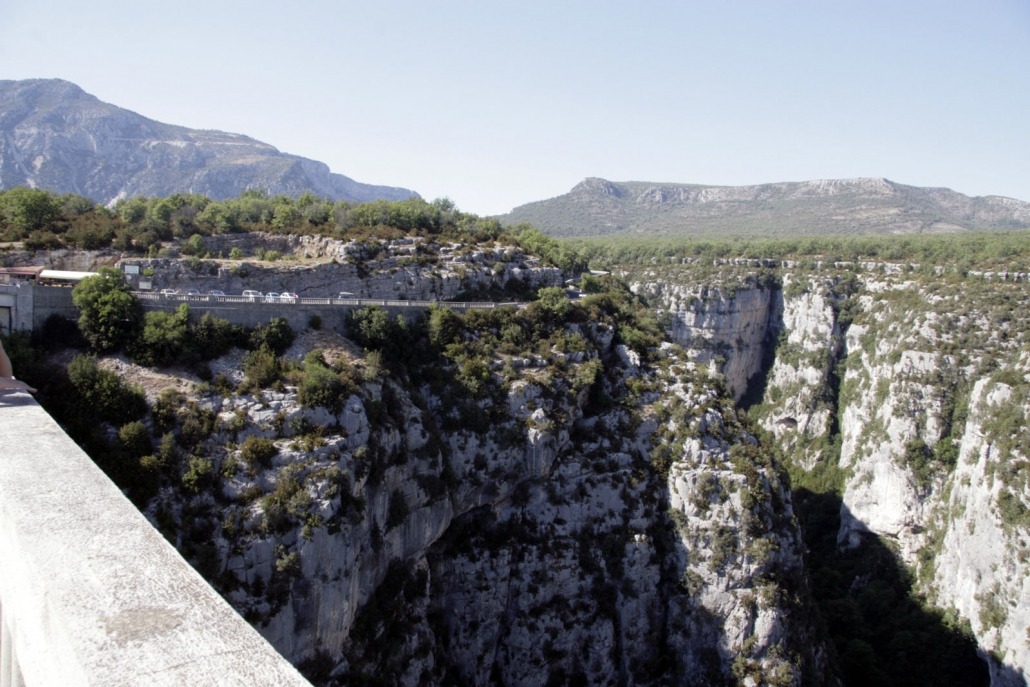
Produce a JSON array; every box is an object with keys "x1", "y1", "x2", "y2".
[
  {"x1": 145, "y1": 315, "x2": 826, "y2": 685},
  {"x1": 933, "y1": 380, "x2": 1030, "y2": 686},
  {"x1": 640, "y1": 264, "x2": 1030, "y2": 683},
  {"x1": 120, "y1": 235, "x2": 564, "y2": 301},
  {"x1": 758, "y1": 276, "x2": 842, "y2": 463},
  {"x1": 633, "y1": 279, "x2": 781, "y2": 400}
]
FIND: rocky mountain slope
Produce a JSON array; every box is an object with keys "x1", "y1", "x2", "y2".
[
  {"x1": 0, "y1": 79, "x2": 416, "y2": 206},
  {"x1": 631, "y1": 260, "x2": 1029, "y2": 685},
  {"x1": 499, "y1": 177, "x2": 1030, "y2": 238}
]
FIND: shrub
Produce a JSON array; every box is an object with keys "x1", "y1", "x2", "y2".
[
  {"x1": 66, "y1": 354, "x2": 147, "y2": 425},
  {"x1": 192, "y1": 313, "x2": 245, "y2": 359},
  {"x1": 241, "y1": 345, "x2": 280, "y2": 391},
  {"x1": 118, "y1": 420, "x2": 152, "y2": 458},
  {"x1": 240, "y1": 436, "x2": 278, "y2": 469},
  {"x1": 177, "y1": 402, "x2": 216, "y2": 449},
  {"x1": 298, "y1": 362, "x2": 348, "y2": 413},
  {"x1": 153, "y1": 388, "x2": 185, "y2": 434},
  {"x1": 250, "y1": 317, "x2": 294, "y2": 356},
  {"x1": 181, "y1": 455, "x2": 214, "y2": 493}
]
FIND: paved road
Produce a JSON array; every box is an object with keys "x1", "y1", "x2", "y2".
[{"x1": 135, "y1": 292, "x2": 522, "y2": 310}]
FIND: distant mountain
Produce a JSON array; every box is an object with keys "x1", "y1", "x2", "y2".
[
  {"x1": 499, "y1": 177, "x2": 1030, "y2": 238},
  {"x1": 0, "y1": 78, "x2": 417, "y2": 205}
]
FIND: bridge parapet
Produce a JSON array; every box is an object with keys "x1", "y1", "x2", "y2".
[{"x1": 0, "y1": 391, "x2": 311, "y2": 686}]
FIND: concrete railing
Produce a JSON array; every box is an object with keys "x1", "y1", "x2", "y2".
[{"x1": 0, "y1": 391, "x2": 311, "y2": 687}]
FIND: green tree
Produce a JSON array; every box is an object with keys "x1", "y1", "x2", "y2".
[
  {"x1": 192, "y1": 312, "x2": 245, "y2": 359},
  {"x1": 118, "y1": 420, "x2": 152, "y2": 459},
  {"x1": 72, "y1": 267, "x2": 144, "y2": 352},
  {"x1": 181, "y1": 233, "x2": 207, "y2": 256},
  {"x1": 349, "y1": 306, "x2": 394, "y2": 350},
  {"x1": 250, "y1": 317, "x2": 294, "y2": 355},
  {"x1": 0, "y1": 187, "x2": 62, "y2": 235},
  {"x1": 427, "y1": 305, "x2": 463, "y2": 349},
  {"x1": 535, "y1": 286, "x2": 572, "y2": 321},
  {"x1": 130, "y1": 304, "x2": 192, "y2": 367}
]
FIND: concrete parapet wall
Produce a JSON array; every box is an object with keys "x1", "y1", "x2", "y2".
[
  {"x1": 27, "y1": 286, "x2": 77, "y2": 330},
  {"x1": 137, "y1": 294, "x2": 518, "y2": 333},
  {"x1": 0, "y1": 392, "x2": 311, "y2": 687}
]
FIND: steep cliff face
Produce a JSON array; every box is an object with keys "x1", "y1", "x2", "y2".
[
  {"x1": 632, "y1": 271, "x2": 782, "y2": 401},
  {"x1": 637, "y1": 263, "x2": 1029, "y2": 683},
  {"x1": 135, "y1": 288, "x2": 825, "y2": 685},
  {"x1": 933, "y1": 379, "x2": 1030, "y2": 686}
]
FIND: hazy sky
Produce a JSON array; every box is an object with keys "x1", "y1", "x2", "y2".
[{"x1": 2, "y1": 0, "x2": 1028, "y2": 215}]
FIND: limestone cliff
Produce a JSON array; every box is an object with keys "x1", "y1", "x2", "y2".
[
  {"x1": 123, "y1": 281, "x2": 826, "y2": 686},
  {"x1": 635, "y1": 261, "x2": 1029, "y2": 684},
  {"x1": 121, "y1": 233, "x2": 564, "y2": 301}
]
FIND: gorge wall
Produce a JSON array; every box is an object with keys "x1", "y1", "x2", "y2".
[
  {"x1": 633, "y1": 260, "x2": 1030, "y2": 685},
  {"x1": 30, "y1": 235, "x2": 1027, "y2": 685},
  {"x1": 117, "y1": 271, "x2": 828, "y2": 686}
]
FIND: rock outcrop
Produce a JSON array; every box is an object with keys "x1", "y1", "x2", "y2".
[{"x1": 118, "y1": 234, "x2": 563, "y2": 301}]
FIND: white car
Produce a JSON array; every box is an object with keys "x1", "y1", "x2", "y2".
[
  {"x1": 280, "y1": 292, "x2": 299, "y2": 303},
  {"x1": 159, "y1": 288, "x2": 179, "y2": 298},
  {"x1": 241, "y1": 290, "x2": 263, "y2": 301},
  {"x1": 264, "y1": 292, "x2": 281, "y2": 303},
  {"x1": 206, "y1": 290, "x2": 226, "y2": 300},
  {"x1": 183, "y1": 288, "x2": 201, "y2": 297}
]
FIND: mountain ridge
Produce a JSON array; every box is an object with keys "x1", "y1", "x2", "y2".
[
  {"x1": 0, "y1": 78, "x2": 417, "y2": 206},
  {"x1": 500, "y1": 176, "x2": 1030, "y2": 237}
]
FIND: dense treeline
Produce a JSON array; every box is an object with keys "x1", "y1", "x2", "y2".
[
  {"x1": 0, "y1": 186, "x2": 586, "y2": 273},
  {"x1": 573, "y1": 230, "x2": 1030, "y2": 271}
]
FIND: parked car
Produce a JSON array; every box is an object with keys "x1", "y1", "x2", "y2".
[
  {"x1": 280, "y1": 292, "x2": 299, "y2": 303},
  {"x1": 206, "y1": 290, "x2": 226, "y2": 300},
  {"x1": 337, "y1": 291, "x2": 355, "y2": 299},
  {"x1": 241, "y1": 290, "x2": 263, "y2": 301},
  {"x1": 159, "y1": 288, "x2": 179, "y2": 297},
  {"x1": 184, "y1": 288, "x2": 201, "y2": 297},
  {"x1": 264, "y1": 292, "x2": 281, "y2": 303}
]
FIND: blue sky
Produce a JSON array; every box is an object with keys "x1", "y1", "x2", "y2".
[{"x1": 2, "y1": 0, "x2": 1028, "y2": 215}]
